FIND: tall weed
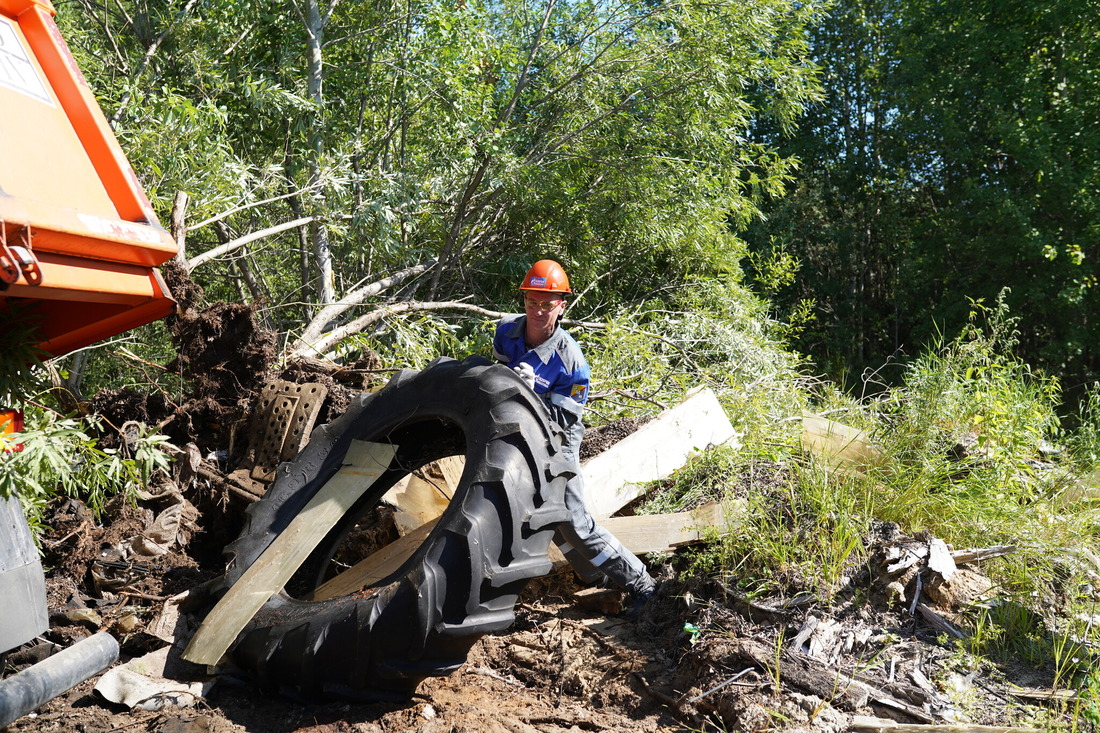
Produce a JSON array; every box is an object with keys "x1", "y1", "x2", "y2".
[{"x1": 869, "y1": 295, "x2": 1064, "y2": 544}]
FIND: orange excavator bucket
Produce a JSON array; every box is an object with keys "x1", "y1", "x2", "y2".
[{"x1": 0, "y1": 0, "x2": 177, "y2": 358}]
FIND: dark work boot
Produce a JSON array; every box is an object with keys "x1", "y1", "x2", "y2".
[{"x1": 624, "y1": 588, "x2": 655, "y2": 620}]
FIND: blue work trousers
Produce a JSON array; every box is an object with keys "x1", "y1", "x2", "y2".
[{"x1": 552, "y1": 471, "x2": 656, "y2": 596}]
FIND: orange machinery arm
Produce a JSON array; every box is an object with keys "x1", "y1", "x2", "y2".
[{"x1": 0, "y1": 0, "x2": 178, "y2": 357}]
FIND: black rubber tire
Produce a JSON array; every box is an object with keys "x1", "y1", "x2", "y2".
[{"x1": 220, "y1": 356, "x2": 572, "y2": 701}]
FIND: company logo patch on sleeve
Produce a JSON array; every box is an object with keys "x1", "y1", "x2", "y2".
[{"x1": 570, "y1": 384, "x2": 588, "y2": 401}]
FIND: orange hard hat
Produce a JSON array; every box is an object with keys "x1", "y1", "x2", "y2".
[{"x1": 519, "y1": 259, "x2": 572, "y2": 293}]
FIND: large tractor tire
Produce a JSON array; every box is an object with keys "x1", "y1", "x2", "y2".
[{"x1": 219, "y1": 356, "x2": 572, "y2": 701}]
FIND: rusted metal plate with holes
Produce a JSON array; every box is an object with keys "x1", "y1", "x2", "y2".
[{"x1": 249, "y1": 380, "x2": 328, "y2": 482}]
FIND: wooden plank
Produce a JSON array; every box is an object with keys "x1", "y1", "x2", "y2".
[
  {"x1": 606, "y1": 500, "x2": 744, "y2": 553},
  {"x1": 1006, "y1": 686, "x2": 1080, "y2": 702},
  {"x1": 435, "y1": 454, "x2": 464, "y2": 493},
  {"x1": 851, "y1": 716, "x2": 1041, "y2": 732},
  {"x1": 582, "y1": 387, "x2": 739, "y2": 518},
  {"x1": 548, "y1": 500, "x2": 746, "y2": 566},
  {"x1": 603, "y1": 508, "x2": 715, "y2": 554},
  {"x1": 381, "y1": 456, "x2": 462, "y2": 536},
  {"x1": 182, "y1": 440, "x2": 396, "y2": 666},
  {"x1": 801, "y1": 411, "x2": 882, "y2": 470},
  {"x1": 308, "y1": 518, "x2": 438, "y2": 601}
]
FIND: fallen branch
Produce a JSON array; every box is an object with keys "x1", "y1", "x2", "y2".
[
  {"x1": 298, "y1": 299, "x2": 503, "y2": 359},
  {"x1": 847, "y1": 667, "x2": 945, "y2": 711},
  {"x1": 466, "y1": 666, "x2": 525, "y2": 689},
  {"x1": 687, "y1": 668, "x2": 754, "y2": 703},
  {"x1": 1006, "y1": 686, "x2": 1081, "y2": 703},
  {"x1": 629, "y1": 672, "x2": 705, "y2": 729},
  {"x1": 724, "y1": 638, "x2": 870, "y2": 711},
  {"x1": 949, "y1": 546, "x2": 1017, "y2": 564},
  {"x1": 715, "y1": 580, "x2": 803, "y2": 621},
  {"x1": 917, "y1": 603, "x2": 968, "y2": 639},
  {"x1": 187, "y1": 216, "x2": 316, "y2": 271},
  {"x1": 291, "y1": 259, "x2": 439, "y2": 357},
  {"x1": 193, "y1": 463, "x2": 264, "y2": 502}
]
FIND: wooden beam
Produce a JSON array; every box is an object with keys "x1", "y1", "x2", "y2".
[
  {"x1": 850, "y1": 716, "x2": 1041, "y2": 732},
  {"x1": 582, "y1": 387, "x2": 738, "y2": 518},
  {"x1": 381, "y1": 455, "x2": 462, "y2": 536},
  {"x1": 602, "y1": 500, "x2": 743, "y2": 553},
  {"x1": 547, "y1": 500, "x2": 747, "y2": 567},
  {"x1": 308, "y1": 518, "x2": 438, "y2": 601},
  {"x1": 182, "y1": 440, "x2": 396, "y2": 666}
]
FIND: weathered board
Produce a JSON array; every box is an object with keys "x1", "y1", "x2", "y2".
[
  {"x1": 582, "y1": 386, "x2": 739, "y2": 518},
  {"x1": 182, "y1": 440, "x2": 396, "y2": 666}
]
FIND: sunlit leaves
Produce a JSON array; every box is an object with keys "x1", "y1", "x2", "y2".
[
  {"x1": 56, "y1": 0, "x2": 827, "y2": 357},
  {"x1": 748, "y1": 0, "x2": 1100, "y2": 387}
]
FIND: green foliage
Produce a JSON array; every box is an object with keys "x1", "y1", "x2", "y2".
[
  {"x1": 886, "y1": 295, "x2": 1059, "y2": 456},
  {"x1": 0, "y1": 318, "x2": 172, "y2": 547},
  {"x1": 673, "y1": 457, "x2": 872, "y2": 599},
  {"x1": 0, "y1": 315, "x2": 47, "y2": 403},
  {"x1": 637, "y1": 293, "x2": 1100, "y2": 695},
  {"x1": 343, "y1": 313, "x2": 492, "y2": 371},
  {"x1": 74, "y1": 321, "x2": 186, "y2": 399},
  {"x1": 640, "y1": 445, "x2": 744, "y2": 516},
  {"x1": 747, "y1": 0, "x2": 1100, "y2": 391},
  {"x1": 0, "y1": 407, "x2": 172, "y2": 532},
  {"x1": 1, "y1": 316, "x2": 172, "y2": 533},
  {"x1": 55, "y1": 0, "x2": 829, "y2": 349},
  {"x1": 868, "y1": 296, "x2": 1066, "y2": 543}
]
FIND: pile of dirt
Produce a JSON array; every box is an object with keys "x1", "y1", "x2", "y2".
[
  {"x1": 5, "y1": 449, "x2": 1064, "y2": 733},
  {"x1": 580, "y1": 416, "x2": 653, "y2": 461}
]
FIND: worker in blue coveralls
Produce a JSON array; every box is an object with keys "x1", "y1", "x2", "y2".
[{"x1": 493, "y1": 259, "x2": 656, "y2": 617}]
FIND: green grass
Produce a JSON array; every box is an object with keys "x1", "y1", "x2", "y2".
[{"x1": 617, "y1": 295, "x2": 1100, "y2": 729}]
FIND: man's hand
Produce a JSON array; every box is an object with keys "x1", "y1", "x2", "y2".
[{"x1": 513, "y1": 362, "x2": 536, "y2": 390}]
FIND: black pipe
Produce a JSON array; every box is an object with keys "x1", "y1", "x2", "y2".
[{"x1": 0, "y1": 632, "x2": 119, "y2": 727}]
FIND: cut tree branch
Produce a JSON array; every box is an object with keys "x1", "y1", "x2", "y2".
[
  {"x1": 291, "y1": 295, "x2": 625, "y2": 361},
  {"x1": 292, "y1": 299, "x2": 499, "y2": 360},
  {"x1": 291, "y1": 260, "x2": 438, "y2": 357},
  {"x1": 186, "y1": 217, "x2": 315, "y2": 271},
  {"x1": 291, "y1": 292, "x2": 690, "y2": 363}
]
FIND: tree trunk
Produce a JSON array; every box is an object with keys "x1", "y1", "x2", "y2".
[{"x1": 305, "y1": 0, "x2": 335, "y2": 306}]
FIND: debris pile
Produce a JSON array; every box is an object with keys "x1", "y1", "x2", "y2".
[{"x1": 0, "y1": 308, "x2": 1079, "y2": 731}]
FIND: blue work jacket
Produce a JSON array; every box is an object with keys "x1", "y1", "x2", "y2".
[{"x1": 492, "y1": 315, "x2": 590, "y2": 456}]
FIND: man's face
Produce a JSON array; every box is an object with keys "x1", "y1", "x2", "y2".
[{"x1": 523, "y1": 292, "x2": 566, "y2": 344}]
